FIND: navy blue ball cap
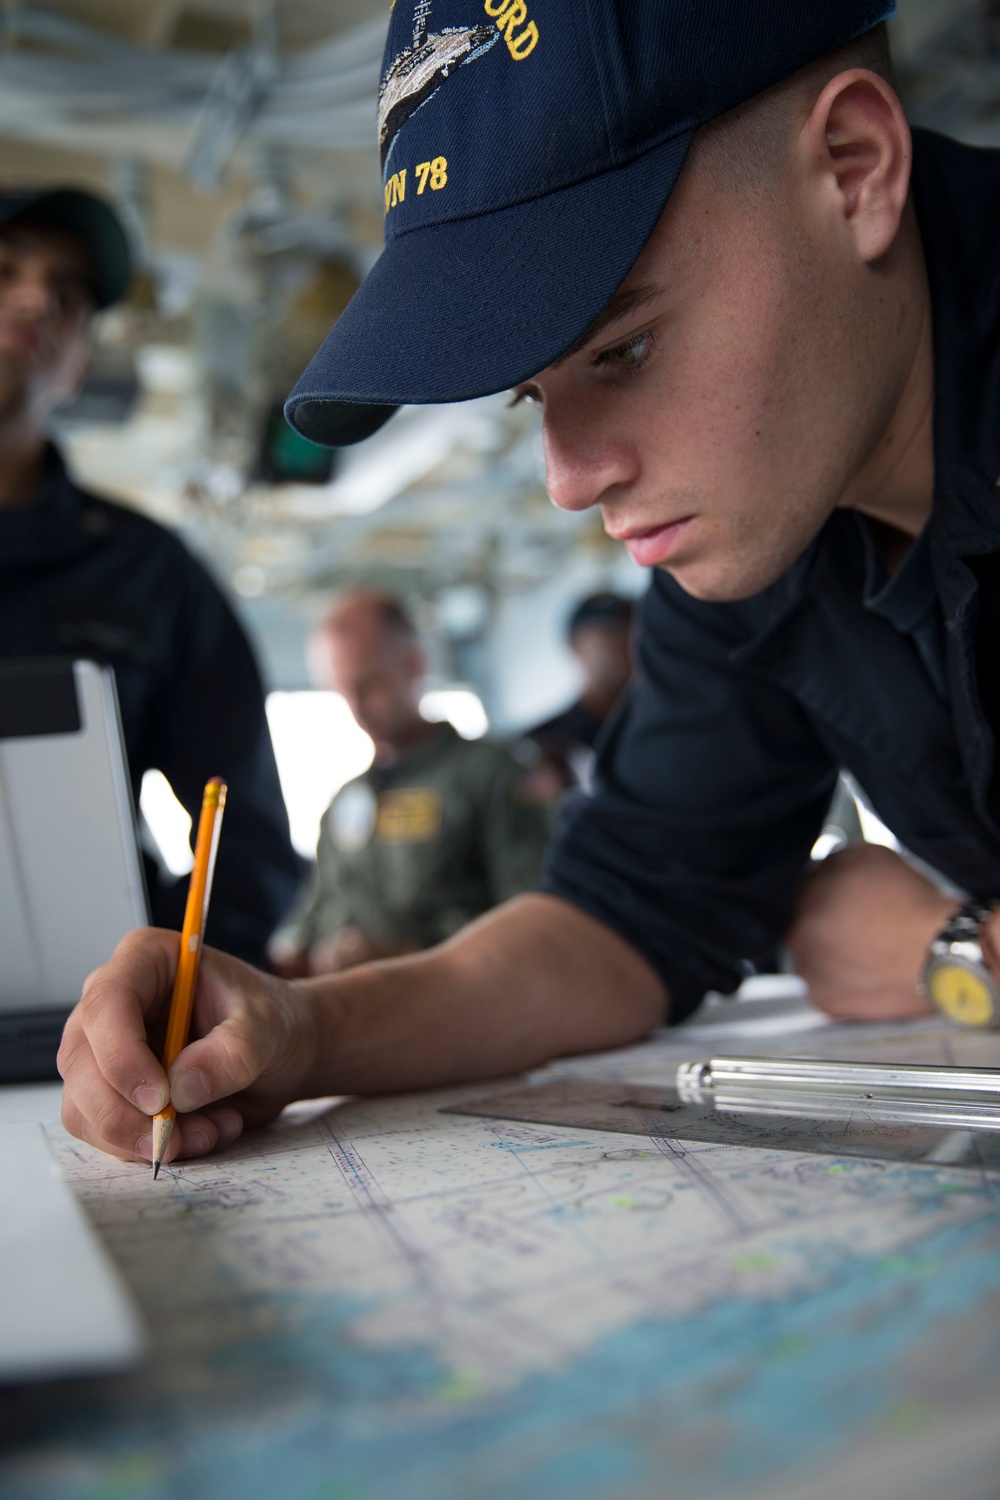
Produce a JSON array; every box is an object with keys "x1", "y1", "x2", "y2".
[
  {"x1": 286, "y1": 0, "x2": 895, "y2": 448},
  {"x1": 0, "y1": 187, "x2": 132, "y2": 310}
]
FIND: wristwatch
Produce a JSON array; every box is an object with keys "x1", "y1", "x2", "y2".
[{"x1": 921, "y1": 899, "x2": 1000, "y2": 1028}]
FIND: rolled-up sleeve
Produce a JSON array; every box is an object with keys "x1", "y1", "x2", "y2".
[{"x1": 541, "y1": 573, "x2": 837, "y2": 1021}]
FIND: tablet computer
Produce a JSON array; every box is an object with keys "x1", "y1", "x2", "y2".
[{"x1": 0, "y1": 659, "x2": 149, "y2": 1082}]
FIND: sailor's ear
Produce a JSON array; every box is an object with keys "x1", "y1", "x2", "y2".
[{"x1": 800, "y1": 69, "x2": 911, "y2": 263}]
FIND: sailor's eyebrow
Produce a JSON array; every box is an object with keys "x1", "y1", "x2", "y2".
[{"x1": 551, "y1": 284, "x2": 664, "y2": 367}]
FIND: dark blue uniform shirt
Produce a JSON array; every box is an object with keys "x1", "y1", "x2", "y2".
[
  {"x1": 0, "y1": 449, "x2": 300, "y2": 966},
  {"x1": 543, "y1": 129, "x2": 1000, "y2": 1021}
]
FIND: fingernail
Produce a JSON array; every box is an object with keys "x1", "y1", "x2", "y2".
[
  {"x1": 171, "y1": 1069, "x2": 210, "y2": 1112},
  {"x1": 185, "y1": 1126, "x2": 211, "y2": 1155},
  {"x1": 137, "y1": 1133, "x2": 153, "y2": 1160},
  {"x1": 213, "y1": 1110, "x2": 242, "y2": 1146},
  {"x1": 134, "y1": 1086, "x2": 165, "y2": 1115}
]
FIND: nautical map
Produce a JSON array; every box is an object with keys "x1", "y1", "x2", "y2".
[{"x1": 3, "y1": 991, "x2": 1000, "y2": 1500}]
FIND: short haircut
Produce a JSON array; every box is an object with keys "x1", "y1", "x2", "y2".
[
  {"x1": 370, "y1": 593, "x2": 417, "y2": 643},
  {"x1": 567, "y1": 592, "x2": 634, "y2": 639},
  {"x1": 320, "y1": 587, "x2": 418, "y2": 646},
  {"x1": 693, "y1": 22, "x2": 896, "y2": 196}
]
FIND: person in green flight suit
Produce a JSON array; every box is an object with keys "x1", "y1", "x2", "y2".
[{"x1": 274, "y1": 587, "x2": 551, "y2": 976}]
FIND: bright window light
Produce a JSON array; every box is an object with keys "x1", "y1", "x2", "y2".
[
  {"x1": 420, "y1": 688, "x2": 488, "y2": 740},
  {"x1": 266, "y1": 691, "x2": 374, "y2": 857},
  {"x1": 140, "y1": 769, "x2": 194, "y2": 877}
]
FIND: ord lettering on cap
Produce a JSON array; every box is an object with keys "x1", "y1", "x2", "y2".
[{"x1": 484, "y1": 0, "x2": 538, "y2": 60}]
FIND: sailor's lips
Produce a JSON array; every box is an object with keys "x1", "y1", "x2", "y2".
[{"x1": 612, "y1": 517, "x2": 694, "y2": 567}]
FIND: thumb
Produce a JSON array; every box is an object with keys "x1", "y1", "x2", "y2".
[{"x1": 167, "y1": 1012, "x2": 271, "y2": 1113}]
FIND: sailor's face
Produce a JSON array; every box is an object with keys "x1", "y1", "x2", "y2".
[
  {"x1": 517, "y1": 140, "x2": 897, "y2": 602},
  {"x1": 0, "y1": 222, "x2": 94, "y2": 411},
  {"x1": 319, "y1": 631, "x2": 422, "y2": 745}
]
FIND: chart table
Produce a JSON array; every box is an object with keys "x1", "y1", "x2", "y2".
[{"x1": 3, "y1": 991, "x2": 1000, "y2": 1500}]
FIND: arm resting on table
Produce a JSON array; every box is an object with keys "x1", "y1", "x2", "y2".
[
  {"x1": 301, "y1": 893, "x2": 667, "y2": 1097},
  {"x1": 58, "y1": 893, "x2": 667, "y2": 1167}
]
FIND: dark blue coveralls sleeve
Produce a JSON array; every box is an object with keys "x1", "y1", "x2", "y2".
[
  {"x1": 135, "y1": 552, "x2": 301, "y2": 966},
  {"x1": 542, "y1": 572, "x2": 837, "y2": 1021}
]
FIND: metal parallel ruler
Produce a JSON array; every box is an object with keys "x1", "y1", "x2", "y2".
[{"x1": 445, "y1": 1077, "x2": 1000, "y2": 1170}]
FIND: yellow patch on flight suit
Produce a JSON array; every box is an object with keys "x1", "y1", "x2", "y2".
[{"x1": 376, "y1": 787, "x2": 444, "y2": 843}]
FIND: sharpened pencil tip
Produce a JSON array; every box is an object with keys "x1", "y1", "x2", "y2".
[{"x1": 151, "y1": 1112, "x2": 174, "y2": 1182}]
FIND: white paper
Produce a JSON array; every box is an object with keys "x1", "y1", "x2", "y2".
[{"x1": 0, "y1": 1122, "x2": 145, "y2": 1381}]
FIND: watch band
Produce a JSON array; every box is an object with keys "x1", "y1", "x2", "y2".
[{"x1": 928, "y1": 899, "x2": 999, "y2": 961}]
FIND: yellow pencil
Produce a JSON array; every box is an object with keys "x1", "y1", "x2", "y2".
[{"x1": 151, "y1": 777, "x2": 227, "y2": 1180}]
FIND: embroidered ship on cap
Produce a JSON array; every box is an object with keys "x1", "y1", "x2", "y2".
[{"x1": 378, "y1": 3, "x2": 497, "y2": 167}]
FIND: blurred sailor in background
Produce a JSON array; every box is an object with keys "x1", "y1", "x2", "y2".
[
  {"x1": 0, "y1": 186, "x2": 299, "y2": 966},
  {"x1": 273, "y1": 587, "x2": 551, "y2": 976},
  {"x1": 523, "y1": 591, "x2": 634, "y2": 799}
]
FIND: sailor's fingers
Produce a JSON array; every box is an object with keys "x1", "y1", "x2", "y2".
[
  {"x1": 60, "y1": 927, "x2": 180, "y2": 1120},
  {"x1": 59, "y1": 1053, "x2": 244, "y2": 1169},
  {"x1": 59, "y1": 928, "x2": 245, "y2": 1161},
  {"x1": 170, "y1": 966, "x2": 318, "y2": 1121},
  {"x1": 60, "y1": 1042, "x2": 172, "y2": 1165},
  {"x1": 148, "y1": 1107, "x2": 245, "y2": 1169},
  {"x1": 60, "y1": 928, "x2": 318, "y2": 1163},
  {"x1": 166, "y1": 1010, "x2": 272, "y2": 1113}
]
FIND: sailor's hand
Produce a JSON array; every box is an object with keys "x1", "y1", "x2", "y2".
[
  {"x1": 309, "y1": 926, "x2": 420, "y2": 974},
  {"x1": 58, "y1": 928, "x2": 320, "y2": 1169},
  {"x1": 786, "y1": 844, "x2": 953, "y2": 1019}
]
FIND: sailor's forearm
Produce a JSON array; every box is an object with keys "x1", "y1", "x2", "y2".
[
  {"x1": 299, "y1": 893, "x2": 668, "y2": 1097},
  {"x1": 58, "y1": 897, "x2": 666, "y2": 1169}
]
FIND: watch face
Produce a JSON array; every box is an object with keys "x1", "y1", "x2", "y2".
[{"x1": 926, "y1": 960, "x2": 997, "y2": 1028}]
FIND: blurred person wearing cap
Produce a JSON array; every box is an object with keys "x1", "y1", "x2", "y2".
[
  {"x1": 271, "y1": 588, "x2": 550, "y2": 978},
  {"x1": 0, "y1": 186, "x2": 299, "y2": 967},
  {"x1": 56, "y1": 3, "x2": 1000, "y2": 1167},
  {"x1": 522, "y1": 592, "x2": 634, "y2": 800}
]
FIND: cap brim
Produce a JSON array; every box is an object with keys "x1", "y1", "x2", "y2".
[
  {"x1": 285, "y1": 130, "x2": 693, "y2": 448},
  {"x1": 0, "y1": 189, "x2": 132, "y2": 309}
]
